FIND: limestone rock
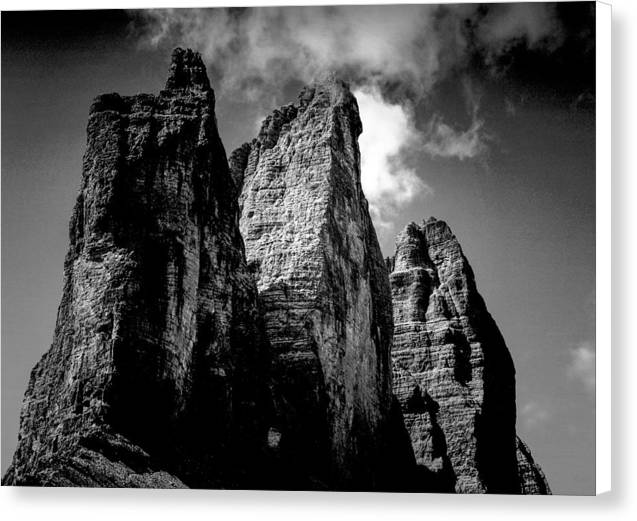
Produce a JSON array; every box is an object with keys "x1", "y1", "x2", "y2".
[
  {"x1": 3, "y1": 48, "x2": 269, "y2": 488},
  {"x1": 388, "y1": 218, "x2": 522, "y2": 493},
  {"x1": 234, "y1": 79, "x2": 407, "y2": 490},
  {"x1": 4, "y1": 47, "x2": 550, "y2": 493},
  {"x1": 517, "y1": 437, "x2": 552, "y2": 494}
]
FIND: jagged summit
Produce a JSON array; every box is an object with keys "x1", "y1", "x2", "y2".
[
  {"x1": 229, "y1": 78, "x2": 362, "y2": 194},
  {"x1": 4, "y1": 48, "x2": 550, "y2": 494},
  {"x1": 388, "y1": 218, "x2": 548, "y2": 494},
  {"x1": 397, "y1": 218, "x2": 446, "y2": 240},
  {"x1": 259, "y1": 78, "x2": 359, "y2": 146},
  {"x1": 232, "y1": 78, "x2": 409, "y2": 491},
  {"x1": 164, "y1": 47, "x2": 211, "y2": 92},
  {"x1": 3, "y1": 47, "x2": 267, "y2": 488}
]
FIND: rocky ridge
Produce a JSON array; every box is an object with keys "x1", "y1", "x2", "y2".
[{"x1": 4, "y1": 48, "x2": 550, "y2": 493}]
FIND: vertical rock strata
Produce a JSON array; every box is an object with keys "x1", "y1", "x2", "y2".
[
  {"x1": 388, "y1": 219, "x2": 521, "y2": 493},
  {"x1": 233, "y1": 80, "x2": 400, "y2": 490},
  {"x1": 3, "y1": 46, "x2": 551, "y2": 493},
  {"x1": 3, "y1": 49, "x2": 268, "y2": 488},
  {"x1": 516, "y1": 437, "x2": 552, "y2": 494}
]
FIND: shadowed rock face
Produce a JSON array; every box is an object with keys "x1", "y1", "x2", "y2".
[
  {"x1": 232, "y1": 79, "x2": 409, "y2": 490},
  {"x1": 3, "y1": 48, "x2": 269, "y2": 488},
  {"x1": 388, "y1": 219, "x2": 522, "y2": 493},
  {"x1": 517, "y1": 437, "x2": 552, "y2": 494},
  {"x1": 4, "y1": 47, "x2": 550, "y2": 493}
]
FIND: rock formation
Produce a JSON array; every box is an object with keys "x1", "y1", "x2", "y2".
[
  {"x1": 4, "y1": 47, "x2": 550, "y2": 494},
  {"x1": 388, "y1": 218, "x2": 549, "y2": 494},
  {"x1": 517, "y1": 437, "x2": 552, "y2": 494},
  {"x1": 3, "y1": 48, "x2": 269, "y2": 488},
  {"x1": 231, "y1": 79, "x2": 409, "y2": 490}
]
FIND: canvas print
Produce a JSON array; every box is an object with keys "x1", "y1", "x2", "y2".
[{"x1": 1, "y1": 2, "x2": 596, "y2": 494}]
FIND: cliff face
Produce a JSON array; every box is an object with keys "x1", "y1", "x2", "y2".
[
  {"x1": 388, "y1": 219, "x2": 521, "y2": 493},
  {"x1": 4, "y1": 47, "x2": 550, "y2": 493},
  {"x1": 3, "y1": 49, "x2": 269, "y2": 488},
  {"x1": 517, "y1": 437, "x2": 552, "y2": 494},
  {"x1": 232, "y1": 80, "x2": 405, "y2": 490}
]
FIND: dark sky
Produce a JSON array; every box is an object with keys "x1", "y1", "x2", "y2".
[{"x1": 1, "y1": 3, "x2": 595, "y2": 494}]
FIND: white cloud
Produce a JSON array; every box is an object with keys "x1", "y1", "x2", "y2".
[
  {"x1": 520, "y1": 401, "x2": 552, "y2": 430},
  {"x1": 477, "y1": 3, "x2": 565, "y2": 58},
  {"x1": 133, "y1": 3, "x2": 566, "y2": 208},
  {"x1": 136, "y1": 5, "x2": 444, "y2": 105},
  {"x1": 521, "y1": 401, "x2": 552, "y2": 430},
  {"x1": 135, "y1": 4, "x2": 565, "y2": 104},
  {"x1": 422, "y1": 107, "x2": 487, "y2": 161},
  {"x1": 355, "y1": 86, "x2": 429, "y2": 229},
  {"x1": 420, "y1": 77, "x2": 489, "y2": 161},
  {"x1": 568, "y1": 342, "x2": 596, "y2": 393}
]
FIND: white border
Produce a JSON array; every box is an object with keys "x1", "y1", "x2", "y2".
[
  {"x1": 0, "y1": 0, "x2": 627, "y2": 519},
  {"x1": 595, "y1": 0, "x2": 611, "y2": 496}
]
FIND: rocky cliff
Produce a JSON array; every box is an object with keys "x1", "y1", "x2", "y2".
[
  {"x1": 3, "y1": 49, "x2": 269, "y2": 488},
  {"x1": 4, "y1": 48, "x2": 550, "y2": 494},
  {"x1": 388, "y1": 218, "x2": 549, "y2": 494},
  {"x1": 517, "y1": 437, "x2": 552, "y2": 494},
  {"x1": 231, "y1": 79, "x2": 411, "y2": 490}
]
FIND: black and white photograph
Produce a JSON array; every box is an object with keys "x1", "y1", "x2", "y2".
[{"x1": 0, "y1": 0, "x2": 608, "y2": 503}]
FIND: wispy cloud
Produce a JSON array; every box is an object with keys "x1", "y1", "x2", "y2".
[
  {"x1": 422, "y1": 108, "x2": 486, "y2": 161},
  {"x1": 355, "y1": 86, "x2": 429, "y2": 229},
  {"x1": 133, "y1": 4, "x2": 565, "y2": 104},
  {"x1": 520, "y1": 400, "x2": 552, "y2": 430},
  {"x1": 567, "y1": 341, "x2": 595, "y2": 393},
  {"x1": 133, "y1": 4, "x2": 567, "y2": 228},
  {"x1": 476, "y1": 3, "x2": 565, "y2": 62},
  {"x1": 422, "y1": 79, "x2": 489, "y2": 160},
  {"x1": 505, "y1": 98, "x2": 517, "y2": 117},
  {"x1": 135, "y1": 5, "x2": 443, "y2": 105}
]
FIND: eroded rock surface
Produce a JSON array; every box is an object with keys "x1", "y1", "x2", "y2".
[
  {"x1": 233, "y1": 79, "x2": 408, "y2": 490},
  {"x1": 388, "y1": 218, "x2": 522, "y2": 493},
  {"x1": 3, "y1": 48, "x2": 269, "y2": 488},
  {"x1": 517, "y1": 437, "x2": 552, "y2": 494},
  {"x1": 4, "y1": 48, "x2": 550, "y2": 493}
]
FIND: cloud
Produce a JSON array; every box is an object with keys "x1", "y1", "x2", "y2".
[
  {"x1": 135, "y1": 5, "x2": 444, "y2": 104},
  {"x1": 355, "y1": 86, "x2": 429, "y2": 229},
  {"x1": 422, "y1": 108, "x2": 486, "y2": 161},
  {"x1": 422, "y1": 79, "x2": 489, "y2": 160},
  {"x1": 505, "y1": 98, "x2": 517, "y2": 117},
  {"x1": 567, "y1": 342, "x2": 595, "y2": 393},
  {"x1": 476, "y1": 3, "x2": 565, "y2": 58},
  {"x1": 133, "y1": 4, "x2": 565, "y2": 105},
  {"x1": 520, "y1": 400, "x2": 552, "y2": 430},
  {"x1": 131, "y1": 4, "x2": 567, "y2": 227}
]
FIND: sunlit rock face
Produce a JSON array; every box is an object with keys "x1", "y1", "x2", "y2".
[
  {"x1": 3, "y1": 48, "x2": 269, "y2": 488},
  {"x1": 4, "y1": 46, "x2": 550, "y2": 494},
  {"x1": 233, "y1": 79, "x2": 414, "y2": 490},
  {"x1": 388, "y1": 218, "x2": 523, "y2": 494}
]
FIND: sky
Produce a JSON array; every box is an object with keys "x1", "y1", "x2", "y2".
[{"x1": 1, "y1": 3, "x2": 596, "y2": 494}]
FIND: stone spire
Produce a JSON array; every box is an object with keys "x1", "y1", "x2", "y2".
[
  {"x1": 232, "y1": 79, "x2": 412, "y2": 490},
  {"x1": 3, "y1": 49, "x2": 268, "y2": 488},
  {"x1": 389, "y1": 218, "x2": 524, "y2": 493},
  {"x1": 164, "y1": 47, "x2": 211, "y2": 92}
]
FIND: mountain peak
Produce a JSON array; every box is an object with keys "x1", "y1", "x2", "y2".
[{"x1": 165, "y1": 47, "x2": 211, "y2": 92}]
